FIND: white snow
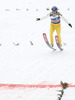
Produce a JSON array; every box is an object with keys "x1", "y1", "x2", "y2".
[{"x1": 0, "y1": 0, "x2": 75, "y2": 99}]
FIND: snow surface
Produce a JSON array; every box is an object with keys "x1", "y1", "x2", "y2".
[{"x1": 0, "y1": 0, "x2": 75, "y2": 99}]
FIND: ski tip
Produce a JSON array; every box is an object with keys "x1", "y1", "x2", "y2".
[
  {"x1": 52, "y1": 48, "x2": 56, "y2": 51},
  {"x1": 54, "y1": 49, "x2": 56, "y2": 51},
  {"x1": 60, "y1": 48, "x2": 63, "y2": 51}
]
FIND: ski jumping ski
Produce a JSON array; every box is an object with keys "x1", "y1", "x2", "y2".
[
  {"x1": 43, "y1": 33, "x2": 63, "y2": 51},
  {"x1": 43, "y1": 33, "x2": 56, "y2": 50},
  {"x1": 55, "y1": 36, "x2": 63, "y2": 51}
]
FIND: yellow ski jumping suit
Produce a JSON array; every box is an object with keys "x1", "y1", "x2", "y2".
[{"x1": 49, "y1": 12, "x2": 62, "y2": 46}]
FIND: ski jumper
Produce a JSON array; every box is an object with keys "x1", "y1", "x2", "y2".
[{"x1": 49, "y1": 12, "x2": 62, "y2": 46}]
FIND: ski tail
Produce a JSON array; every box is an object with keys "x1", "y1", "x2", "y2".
[
  {"x1": 55, "y1": 36, "x2": 63, "y2": 51},
  {"x1": 43, "y1": 33, "x2": 56, "y2": 50},
  {"x1": 43, "y1": 33, "x2": 48, "y2": 42}
]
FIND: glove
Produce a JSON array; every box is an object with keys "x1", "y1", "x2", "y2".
[
  {"x1": 36, "y1": 18, "x2": 40, "y2": 21},
  {"x1": 68, "y1": 23, "x2": 72, "y2": 28}
]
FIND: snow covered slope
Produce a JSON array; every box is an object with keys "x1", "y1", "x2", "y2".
[{"x1": 0, "y1": 0, "x2": 75, "y2": 99}]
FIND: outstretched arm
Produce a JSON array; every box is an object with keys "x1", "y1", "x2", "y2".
[
  {"x1": 36, "y1": 13, "x2": 50, "y2": 21},
  {"x1": 61, "y1": 15, "x2": 72, "y2": 28}
]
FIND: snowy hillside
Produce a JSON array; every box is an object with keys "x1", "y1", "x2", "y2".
[{"x1": 0, "y1": 0, "x2": 75, "y2": 100}]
